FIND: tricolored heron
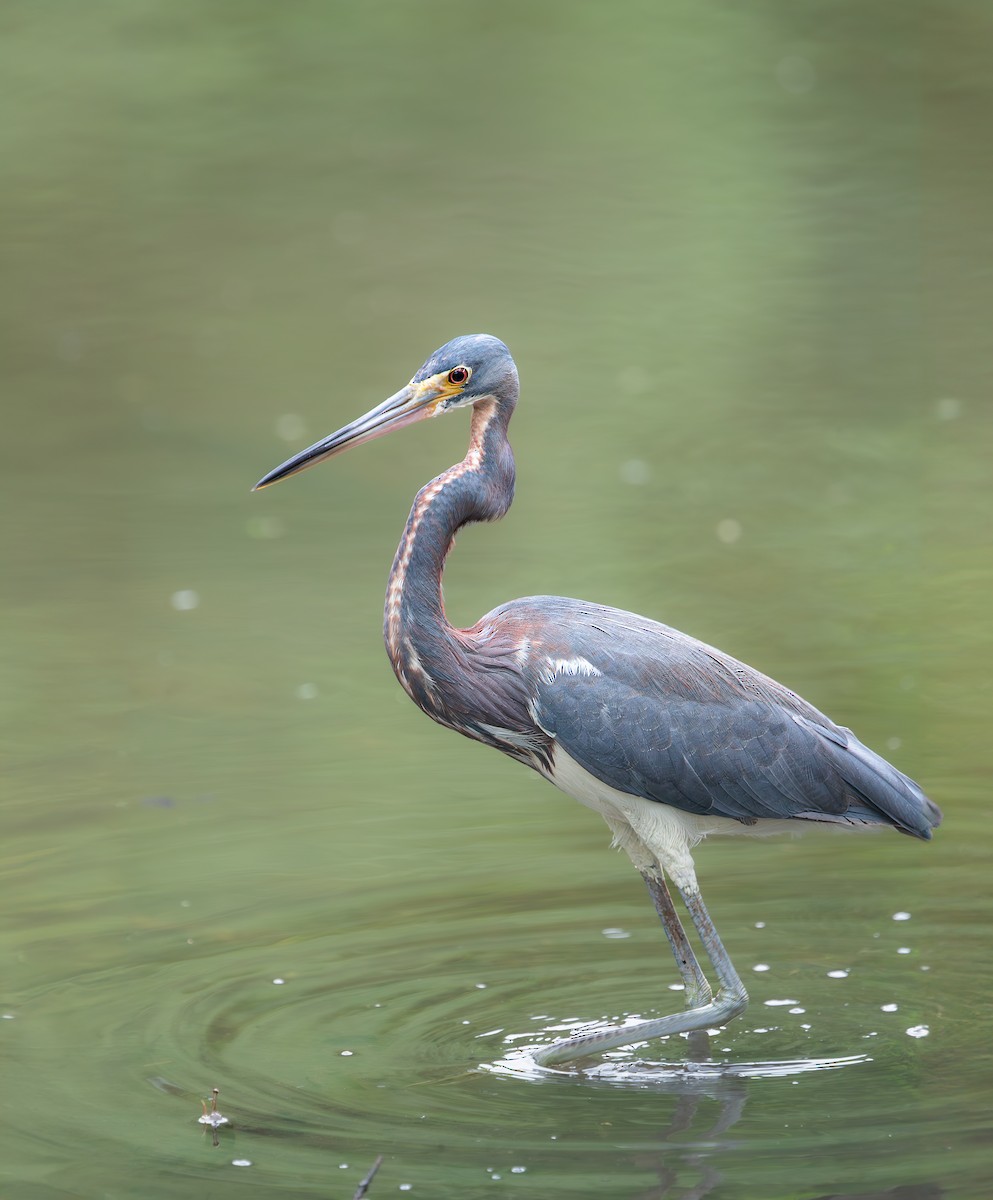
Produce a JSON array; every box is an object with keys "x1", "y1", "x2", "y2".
[{"x1": 254, "y1": 334, "x2": 941, "y2": 1067}]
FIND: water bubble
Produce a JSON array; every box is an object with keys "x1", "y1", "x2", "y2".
[
  {"x1": 246, "y1": 515, "x2": 285, "y2": 540},
  {"x1": 232, "y1": 1159, "x2": 252, "y2": 1167},
  {"x1": 827, "y1": 969, "x2": 849, "y2": 979},
  {"x1": 881, "y1": 1003, "x2": 898, "y2": 1012},
  {"x1": 276, "y1": 414, "x2": 307, "y2": 442},
  {"x1": 764, "y1": 999, "x2": 798, "y2": 1007},
  {"x1": 171, "y1": 589, "x2": 199, "y2": 611},
  {"x1": 619, "y1": 459, "x2": 650, "y2": 486},
  {"x1": 117, "y1": 373, "x2": 147, "y2": 404},
  {"x1": 788, "y1": 1007, "x2": 806, "y2": 1015},
  {"x1": 752, "y1": 963, "x2": 770, "y2": 973},
  {"x1": 475, "y1": 982, "x2": 488, "y2": 989},
  {"x1": 57, "y1": 328, "x2": 84, "y2": 362},
  {"x1": 601, "y1": 927, "x2": 631, "y2": 939},
  {"x1": 511, "y1": 1166, "x2": 527, "y2": 1173},
  {"x1": 333, "y1": 211, "x2": 366, "y2": 246},
  {"x1": 618, "y1": 365, "x2": 650, "y2": 395},
  {"x1": 775, "y1": 55, "x2": 816, "y2": 93},
  {"x1": 897, "y1": 948, "x2": 912, "y2": 955},
  {"x1": 892, "y1": 912, "x2": 911, "y2": 921},
  {"x1": 272, "y1": 978, "x2": 285, "y2": 985},
  {"x1": 906, "y1": 1025, "x2": 930, "y2": 1038},
  {"x1": 340, "y1": 1050, "x2": 354, "y2": 1057},
  {"x1": 754, "y1": 921, "x2": 766, "y2": 929}
]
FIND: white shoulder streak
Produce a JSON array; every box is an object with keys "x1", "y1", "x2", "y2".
[
  {"x1": 539, "y1": 656, "x2": 601, "y2": 685},
  {"x1": 546, "y1": 747, "x2": 803, "y2": 895}
]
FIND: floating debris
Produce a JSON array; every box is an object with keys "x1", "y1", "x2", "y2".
[
  {"x1": 198, "y1": 1088, "x2": 229, "y2": 1129},
  {"x1": 352, "y1": 1155, "x2": 384, "y2": 1199}
]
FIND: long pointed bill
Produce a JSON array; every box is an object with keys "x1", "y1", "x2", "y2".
[{"x1": 253, "y1": 379, "x2": 445, "y2": 490}]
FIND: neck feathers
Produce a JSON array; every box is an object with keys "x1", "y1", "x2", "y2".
[{"x1": 383, "y1": 400, "x2": 514, "y2": 707}]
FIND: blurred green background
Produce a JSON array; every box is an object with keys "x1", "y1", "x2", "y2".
[{"x1": 2, "y1": 2, "x2": 991, "y2": 1198}]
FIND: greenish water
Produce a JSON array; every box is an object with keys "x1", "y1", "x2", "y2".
[{"x1": 3, "y1": 2, "x2": 992, "y2": 1197}]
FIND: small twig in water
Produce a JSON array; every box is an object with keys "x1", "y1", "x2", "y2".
[{"x1": 352, "y1": 1155, "x2": 384, "y2": 1199}]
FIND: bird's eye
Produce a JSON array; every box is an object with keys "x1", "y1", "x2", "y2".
[{"x1": 448, "y1": 366, "x2": 470, "y2": 386}]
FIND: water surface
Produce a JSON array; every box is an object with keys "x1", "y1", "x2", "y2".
[{"x1": 3, "y1": 3, "x2": 992, "y2": 1197}]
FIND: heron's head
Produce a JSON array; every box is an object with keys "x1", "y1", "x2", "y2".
[{"x1": 253, "y1": 334, "x2": 517, "y2": 490}]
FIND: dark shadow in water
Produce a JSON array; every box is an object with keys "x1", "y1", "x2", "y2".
[
  {"x1": 485, "y1": 1040, "x2": 942, "y2": 1200},
  {"x1": 622, "y1": 1082, "x2": 943, "y2": 1200},
  {"x1": 809, "y1": 1189, "x2": 943, "y2": 1200}
]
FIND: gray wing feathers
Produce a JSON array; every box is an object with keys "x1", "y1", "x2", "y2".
[{"x1": 508, "y1": 598, "x2": 939, "y2": 841}]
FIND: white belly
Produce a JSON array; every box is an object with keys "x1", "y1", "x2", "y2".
[{"x1": 546, "y1": 746, "x2": 801, "y2": 895}]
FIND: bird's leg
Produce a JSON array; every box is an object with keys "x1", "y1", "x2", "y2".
[
  {"x1": 676, "y1": 883, "x2": 748, "y2": 1023},
  {"x1": 640, "y1": 870, "x2": 712, "y2": 1008},
  {"x1": 532, "y1": 878, "x2": 747, "y2": 1068},
  {"x1": 603, "y1": 818, "x2": 711, "y2": 1005},
  {"x1": 640, "y1": 870, "x2": 714, "y2": 1060}
]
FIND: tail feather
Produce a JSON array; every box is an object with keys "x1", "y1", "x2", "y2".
[{"x1": 830, "y1": 727, "x2": 942, "y2": 840}]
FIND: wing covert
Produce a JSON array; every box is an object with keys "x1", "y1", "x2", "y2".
[{"x1": 534, "y1": 668, "x2": 851, "y2": 824}]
